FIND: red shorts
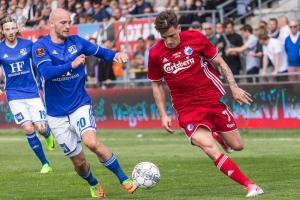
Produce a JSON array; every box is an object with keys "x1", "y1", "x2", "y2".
[{"x1": 179, "y1": 102, "x2": 237, "y2": 139}]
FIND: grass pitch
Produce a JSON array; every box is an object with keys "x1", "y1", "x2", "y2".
[{"x1": 0, "y1": 129, "x2": 300, "y2": 200}]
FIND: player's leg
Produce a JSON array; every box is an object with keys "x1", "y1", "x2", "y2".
[
  {"x1": 22, "y1": 122, "x2": 53, "y2": 173},
  {"x1": 212, "y1": 131, "x2": 234, "y2": 153},
  {"x1": 47, "y1": 114, "x2": 104, "y2": 197},
  {"x1": 71, "y1": 105, "x2": 137, "y2": 193},
  {"x1": 70, "y1": 151, "x2": 105, "y2": 198},
  {"x1": 218, "y1": 129, "x2": 244, "y2": 151},
  {"x1": 8, "y1": 99, "x2": 52, "y2": 173},
  {"x1": 82, "y1": 130, "x2": 137, "y2": 193},
  {"x1": 190, "y1": 127, "x2": 263, "y2": 197},
  {"x1": 29, "y1": 98, "x2": 55, "y2": 150},
  {"x1": 212, "y1": 103, "x2": 244, "y2": 151}
]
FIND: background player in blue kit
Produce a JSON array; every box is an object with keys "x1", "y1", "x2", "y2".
[
  {"x1": 32, "y1": 8, "x2": 137, "y2": 198},
  {"x1": 0, "y1": 17, "x2": 54, "y2": 174}
]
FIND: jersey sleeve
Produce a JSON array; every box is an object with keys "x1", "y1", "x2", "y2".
[
  {"x1": 196, "y1": 32, "x2": 218, "y2": 60},
  {"x1": 75, "y1": 36, "x2": 117, "y2": 61},
  {"x1": 32, "y1": 41, "x2": 52, "y2": 68},
  {"x1": 32, "y1": 40, "x2": 72, "y2": 80},
  {"x1": 147, "y1": 48, "x2": 163, "y2": 81}
]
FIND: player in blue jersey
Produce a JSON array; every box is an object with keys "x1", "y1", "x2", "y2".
[
  {"x1": 32, "y1": 8, "x2": 137, "y2": 198},
  {"x1": 0, "y1": 17, "x2": 54, "y2": 173}
]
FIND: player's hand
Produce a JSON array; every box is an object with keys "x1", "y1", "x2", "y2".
[
  {"x1": 161, "y1": 115, "x2": 175, "y2": 134},
  {"x1": 113, "y1": 52, "x2": 128, "y2": 63},
  {"x1": 0, "y1": 89, "x2": 3, "y2": 95},
  {"x1": 231, "y1": 87, "x2": 253, "y2": 105},
  {"x1": 72, "y1": 54, "x2": 86, "y2": 69}
]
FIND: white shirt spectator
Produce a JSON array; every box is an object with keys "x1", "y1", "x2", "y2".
[
  {"x1": 263, "y1": 38, "x2": 288, "y2": 72},
  {"x1": 245, "y1": 34, "x2": 260, "y2": 71}
]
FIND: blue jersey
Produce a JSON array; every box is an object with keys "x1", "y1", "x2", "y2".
[
  {"x1": 0, "y1": 38, "x2": 39, "y2": 101},
  {"x1": 285, "y1": 35, "x2": 300, "y2": 67},
  {"x1": 32, "y1": 35, "x2": 116, "y2": 117}
]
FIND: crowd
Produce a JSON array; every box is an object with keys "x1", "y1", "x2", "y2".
[
  {"x1": 0, "y1": 0, "x2": 227, "y2": 31},
  {"x1": 0, "y1": 0, "x2": 298, "y2": 86}
]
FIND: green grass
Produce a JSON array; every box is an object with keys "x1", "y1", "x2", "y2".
[{"x1": 0, "y1": 129, "x2": 300, "y2": 200}]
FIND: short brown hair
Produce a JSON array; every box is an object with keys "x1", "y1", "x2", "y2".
[
  {"x1": 0, "y1": 16, "x2": 17, "y2": 29},
  {"x1": 240, "y1": 24, "x2": 253, "y2": 34},
  {"x1": 257, "y1": 28, "x2": 269, "y2": 40},
  {"x1": 155, "y1": 11, "x2": 178, "y2": 34}
]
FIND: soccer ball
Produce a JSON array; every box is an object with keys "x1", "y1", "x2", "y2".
[{"x1": 132, "y1": 162, "x2": 160, "y2": 189}]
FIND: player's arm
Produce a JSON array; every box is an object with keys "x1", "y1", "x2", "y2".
[
  {"x1": 78, "y1": 36, "x2": 128, "y2": 63},
  {"x1": 148, "y1": 48, "x2": 174, "y2": 133},
  {"x1": 211, "y1": 55, "x2": 253, "y2": 105},
  {"x1": 32, "y1": 43, "x2": 85, "y2": 80},
  {"x1": 151, "y1": 81, "x2": 175, "y2": 133}
]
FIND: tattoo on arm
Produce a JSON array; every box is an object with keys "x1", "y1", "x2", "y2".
[{"x1": 219, "y1": 62, "x2": 238, "y2": 88}]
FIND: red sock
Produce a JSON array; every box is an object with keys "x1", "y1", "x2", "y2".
[
  {"x1": 212, "y1": 132, "x2": 228, "y2": 149},
  {"x1": 214, "y1": 153, "x2": 253, "y2": 187}
]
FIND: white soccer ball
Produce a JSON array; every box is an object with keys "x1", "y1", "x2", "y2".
[{"x1": 132, "y1": 162, "x2": 160, "y2": 189}]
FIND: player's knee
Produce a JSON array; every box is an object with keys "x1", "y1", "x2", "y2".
[
  {"x1": 22, "y1": 123, "x2": 35, "y2": 134},
  {"x1": 84, "y1": 139, "x2": 99, "y2": 152},
  {"x1": 35, "y1": 122, "x2": 48, "y2": 136},
  {"x1": 231, "y1": 142, "x2": 244, "y2": 151}
]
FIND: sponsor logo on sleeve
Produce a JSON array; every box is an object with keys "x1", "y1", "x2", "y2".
[{"x1": 35, "y1": 48, "x2": 45, "y2": 57}]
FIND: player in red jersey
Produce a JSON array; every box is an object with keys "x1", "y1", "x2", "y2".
[{"x1": 148, "y1": 11, "x2": 264, "y2": 198}]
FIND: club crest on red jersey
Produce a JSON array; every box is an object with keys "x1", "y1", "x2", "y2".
[
  {"x1": 184, "y1": 46, "x2": 193, "y2": 56},
  {"x1": 187, "y1": 124, "x2": 194, "y2": 131}
]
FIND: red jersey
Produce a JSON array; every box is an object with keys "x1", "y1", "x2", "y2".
[{"x1": 148, "y1": 31, "x2": 226, "y2": 122}]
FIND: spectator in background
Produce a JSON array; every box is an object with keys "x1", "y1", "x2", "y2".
[
  {"x1": 179, "y1": 0, "x2": 197, "y2": 31},
  {"x1": 72, "y1": 2, "x2": 84, "y2": 24},
  {"x1": 258, "y1": 20, "x2": 268, "y2": 30},
  {"x1": 66, "y1": 0, "x2": 76, "y2": 13},
  {"x1": 130, "y1": 37, "x2": 146, "y2": 79},
  {"x1": 83, "y1": 0, "x2": 94, "y2": 16},
  {"x1": 285, "y1": 20, "x2": 300, "y2": 81},
  {"x1": 121, "y1": 4, "x2": 129, "y2": 17},
  {"x1": 144, "y1": 34, "x2": 156, "y2": 68},
  {"x1": 227, "y1": 25, "x2": 261, "y2": 82},
  {"x1": 258, "y1": 29, "x2": 288, "y2": 82},
  {"x1": 189, "y1": 21, "x2": 202, "y2": 32},
  {"x1": 131, "y1": 0, "x2": 153, "y2": 15},
  {"x1": 268, "y1": 18, "x2": 279, "y2": 38},
  {"x1": 13, "y1": 6, "x2": 28, "y2": 29},
  {"x1": 78, "y1": 13, "x2": 89, "y2": 24},
  {"x1": 23, "y1": 0, "x2": 37, "y2": 26},
  {"x1": 278, "y1": 15, "x2": 291, "y2": 43},
  {"x1": 108, "y1": 7, "x2": 124, "y2": 22},
  {"x1": 127, "y1": 0, "x2": 137, "y2": 14},
  {"x1": 215, "y1": 22, "x2": 223, "y2": 39},
  {"x1": 98, "y1": 39, "x2": 116, "y2": 89},
  {"x1": 203, "y1": 22, "x2": 218, "y2": 46},
  {"x1": 85, "y1": 38, "x2": 100, "y2": 84},
  {"x1": 93, "y1": 0, "x2": 111, "y2": 22},
  {"x1": 218, "y1": 20, "x2": 243, "y2": 75}
]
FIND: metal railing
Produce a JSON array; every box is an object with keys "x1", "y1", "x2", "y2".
[{"x1": 217, "y1": 0, "x2": 278, "y2": 23}]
